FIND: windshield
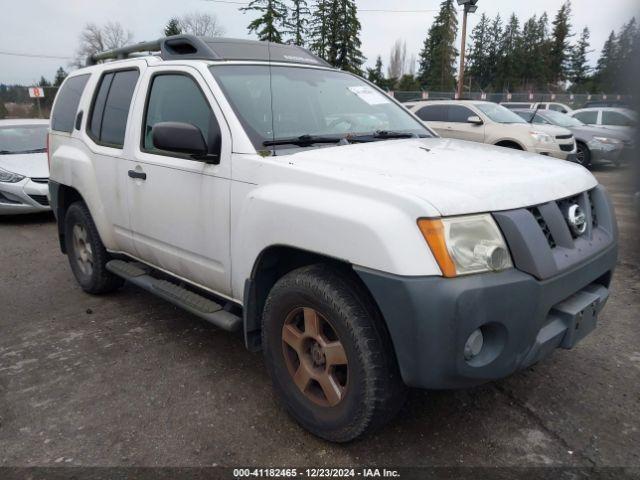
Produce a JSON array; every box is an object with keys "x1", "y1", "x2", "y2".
[
  {"x1": 210, "y1": 65, "x2": 431, "y2": 150},
  {"x1": 539, "y1": 110, "x2": 584, "y2": 127},
  {"x1": 0, "y1": 125, "x2": 48, "y2": 154},
  {"x1": 475, "y1": 103, "x2": 527, "y2": 124}
]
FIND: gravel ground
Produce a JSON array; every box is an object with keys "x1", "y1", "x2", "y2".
[{"x1": 0, "y1": 165, "x2": 638, "y2": 468}]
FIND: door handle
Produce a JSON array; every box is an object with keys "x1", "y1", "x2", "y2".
[{"x1": 128, "y1": 170, "x2": 147, "y2": 180}]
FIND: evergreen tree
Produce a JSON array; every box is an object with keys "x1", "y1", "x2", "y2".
[
  {"x1": 396, "y1": 74, "x2": 421, "y2": 91},
  {"x1": 241, "y1": 0, "x2": 288, "y2": 43},
  {"x1": 286, "y1": 0, "x2": 310, "y2": 46},
  {"x1": 366, "y1": 56, "x2": 385, "y2": 87},
  {"x1": 569, "y1": 27, "x2": 591, "y2": 91},
  {"x1": 536, "y1": 12, "x2": 553, "y2": 87},
  {"x1": 38, "y1": 76, "x2": 51, "y2": 88},
  {"x1": 595, "y1": 31, "x2": 618, "y2": 91},
  {"x1": 549, "y1": 1, "x2": 573, "y2": 84},
  {"x1": 466, "y1": 13, "x2": 492, "y2": 90},
  {"x1": 53, "y1": 67, "x2": 68, "y2": 87},
  {"x1": 485, "y1": 14, "x2": 503, "y2": 89},
  {"x1": 309, "y1": 0, "x2": 332, "y2": 59},
  {"x1": 164, "y1": 18, "x2": 182, "y2": 36},
  {"x1": 417, "y1": 0, "x2": 458, "y2": 90},
  {"x1": 497, "y1": 14, "x2": 521, "y2": 91},
  {"x1": 613, "y1": 18, "x2": 638, "y2": 91},
  {"x1": 0, "y1": 101, "x2": 8, "y2": 119}
]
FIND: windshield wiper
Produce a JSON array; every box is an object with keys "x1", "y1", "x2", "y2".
[
  {"x1": 350, "y1": 130, "x2": 419, "y2": 143},
  {"x1": 0, "y1": 148, "x2": 46, "y2": 154},
  {"x1": 263, "y1": 134, "x2": 345, "y2": 147}
]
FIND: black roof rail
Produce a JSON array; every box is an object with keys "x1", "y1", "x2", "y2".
[{"x1": 86, "y1": 35, "x2": 330, "y2": 68}]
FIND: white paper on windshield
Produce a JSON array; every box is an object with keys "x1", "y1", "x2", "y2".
[{"x1": 348, "y1": 86, "x2": 390, "y2": 106}]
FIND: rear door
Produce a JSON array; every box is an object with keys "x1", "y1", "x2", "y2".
[
  {"x1": 125, "y1": 65, "x2": 232, "y2": 296},
  {"x1": 444, "y1": 105, "x2": 485, "y2": 142},
  {"x1": 414, "y1": 104, "x2": 449, "y2": 136}
]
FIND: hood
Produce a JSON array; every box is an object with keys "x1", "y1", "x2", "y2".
[
  {"x1": 514, "y1": 122, "x2": 573, "y2": 137},
  {"x1": 282, "y1": 138, "x2": 597, "y2": 216},
  {"x1": 0, "y1": 152, "x2": 49, "y2": 178}
]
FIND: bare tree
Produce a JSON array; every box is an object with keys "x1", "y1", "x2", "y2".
[
  {"x1": 179, "y1": 12, "x2": 225, "y2": 37},
  {"x1": 73, "y1": 22, "x2": 133, "y2": 67},
  {"x1": 407, "y1": 53, "x2": 417, "y2": 76},
  {"x1": 387, "y1": 39, "x2": 407, "y2": 80}
]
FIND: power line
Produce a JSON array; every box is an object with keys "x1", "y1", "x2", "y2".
[{"x1": 0, "y1": 50, "x2": 72, "y2": 60}]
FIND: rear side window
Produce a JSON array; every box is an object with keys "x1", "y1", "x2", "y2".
[
  {"x1": 448, "y1": 105, "x2": 475, "y2": 123},
  {"x1": 142, "y1": 73, "x2": 220, "y2": 154},
  {"x1": 88, "y1": 69, "x2": 140, "y2": 148},
  {"x1": 574, "y1": 111, "x2": 598, "y2": 124},
  {"x1": 416, "y1": 105, "x2": 448, "y2": 122},
  {"x1": 51, "y1": 74, "x2": 90, "y2": 133}
]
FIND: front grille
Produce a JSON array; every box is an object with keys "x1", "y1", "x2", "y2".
[
  {"x1": 560, "y1": 143, "x2": 574, "y2": 152},
  {"x1": 588, "y1": 191, "x2": 598, "y2": 228},
  {"x1": 529, "y1": 206, "x2": 557, "y2": 248},
  {"x1": 556, "y1": 134, "x2": 573, "y2": 140},
  {"x1": 28, "y1": 194, "x2": 49, "y2": 206},
  {"x1": 30, "y1": 177, "x2": 49, "y2": 184}
]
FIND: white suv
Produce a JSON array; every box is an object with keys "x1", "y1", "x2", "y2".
[{"x1": 48, "y1": 35, "x2": 618, "y2": 442}]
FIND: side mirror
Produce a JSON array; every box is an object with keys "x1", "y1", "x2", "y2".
[
  {"x1": 467, "y1": 115, "x2": 483, "y2": 125},
  {"x1": 152, "y1": 122, "x2": 216, "y2": 161}
]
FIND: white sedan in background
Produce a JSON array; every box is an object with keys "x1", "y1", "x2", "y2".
[{"x1": 0, "y1": 119, "x2": 51, "y2": 214}]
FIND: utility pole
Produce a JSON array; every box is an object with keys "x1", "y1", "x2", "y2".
[{"x1": 456, "y1": 0, "x2": 479, "y2": 100}]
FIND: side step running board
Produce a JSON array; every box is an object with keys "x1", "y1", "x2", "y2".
[{"x1": 106, "y1": 260, "x2": 241, "y2": 332}]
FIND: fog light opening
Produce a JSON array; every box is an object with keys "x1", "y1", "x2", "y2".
[{"x1": 464, "y1": 328, "x2": 484, "y2": 361}]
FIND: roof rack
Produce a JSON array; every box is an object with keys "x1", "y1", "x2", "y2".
[{"x1": 87, "y1": 35, "x2": 330, "y2": 68}]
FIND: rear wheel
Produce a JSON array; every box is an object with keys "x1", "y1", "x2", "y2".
[
  {"x1": 262, "y1": 264, "x2": 406, "y2": 442},
  {"x1": 576, "y1": 142, "x2": 592, "y2": 167},
  {"x1": 64, "y1": 201, "x2": 124, "y2": 294}
]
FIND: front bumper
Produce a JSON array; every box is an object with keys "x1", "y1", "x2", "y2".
[
  {"x1": 356, "y1": 243, "x2": 616, "y2": 390},
  {"x1": 588, "y1": 140, "x2": 624, "y2": 164},
  {"x1": 536, "y1": 144, "x2": 576, "y2": 160},
  {"x1": 0, "y1": 178, "x2": 51, "y2": 214}
]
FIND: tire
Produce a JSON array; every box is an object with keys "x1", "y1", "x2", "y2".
[
  {"x1": 576, "y1": 142, "x2": 592, "y2": 167},
  {"x1": 64, "y1": 201, "x2": 124, "y2": 294},
  {"x1": 262, "y1": 264, "x2": 406, "y2": 442}
]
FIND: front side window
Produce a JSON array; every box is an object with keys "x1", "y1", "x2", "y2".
[
  {"x1": 602, "y1": 111, "x2": 636, "y2": 127},
  {"x1": 88, "y1": 69, "x2": 139, "y2": 148},
  {"x1": 448, "y1": 105, "x2": 475, "y2": 123},
  {"x1": 541, "y1": 110, "x2": 583, "y2": 127},
  {"x1": 574, "y1": 111, "x2": 598, "y2": 124},
  {"x1": 210, "y1": 65, "x2": 430, "y2": 150},
  {"x1": 51, "y1": 74, "x2": 90, "y2": 133},
  {"x1": 0, "y1": 125, "x2": 48, "y2": 154},
  {"x1": 142, "y1": 73, "x2": 220, "y2": 154}
]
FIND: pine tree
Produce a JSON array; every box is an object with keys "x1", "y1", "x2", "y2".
[
  {"x1": 595, "y1": 31, "x2": 618, "y2": 91},
  {"x1": 286, "y1": 0, "x2": 310, "y2": 46},
  {"x1": 417, "y1": 0, "x2": 458, "y2": 90},
  {"x1": 466, "y1": 13, "x2": 491, "y2": 90},
  {"x1": 53, "y1": 67, "x2": 68, "y2": 87},
  {"x1": 309, "y1": 0, "x2": 332, "y2": 59},
  {"x1": 366, "y1": 56, "x2": 385, "y2": 87},
  {"x1": 38, "y1": 76, "x2": 51, "y2": 88},
  {"x1": 549, "y1": 1, "x2": 573, "y2": 84},
  {"x1": 241, "y1": 0, "x2": 288, "y2": 43},
  {"x1": 485, "y1": 14, "x2": 503, "y2": 89},
  {"x1": 497, "y1": 14, "x2": 521, "y2": 91},
  {"x1": 0, "y1": 101, "x2": 8, "y2": 119},
  {"x1": 164, "y1": 18, "x2": 182, "y2": 36},
  {"x1": 569, "y1": 27, "x2": 591, "y2": 92},
  {"x1": 613, "y1": 18, "x2": 638, "y2": 91}
]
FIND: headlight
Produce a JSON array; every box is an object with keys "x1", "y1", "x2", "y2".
[
  {"x1": 418, "y1": 214, "x2": 513, "y2": 277},
  {"x1": 0, "y1": 167, "x2": 25, "y2": 183},
  {"x1": 530, "y1": 131, "x2": 553, "y2": 144},
  {"x1": 593, "y1": 136, "x2": 622, "y2": 145}
]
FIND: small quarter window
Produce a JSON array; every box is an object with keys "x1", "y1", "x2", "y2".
[{"x1": 51, "y1": 74, "x2": 90, "y2": 133}]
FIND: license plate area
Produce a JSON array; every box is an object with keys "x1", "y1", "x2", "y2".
[{"x1": 549, "y1": 284, "x2": 609, "y2": 349}]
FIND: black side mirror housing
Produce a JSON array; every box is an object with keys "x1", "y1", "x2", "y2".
[{"x1": 152, "y1": 122, "x2": 219, "y2": 163}]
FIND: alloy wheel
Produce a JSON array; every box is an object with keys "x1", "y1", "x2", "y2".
[{"x1": 72, "y1": 224, "x2": 94, "y2": 276}]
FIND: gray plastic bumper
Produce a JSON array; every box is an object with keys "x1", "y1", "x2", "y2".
[{"x1": 355, "y1": 242, "x2": 617, "y2": 390}]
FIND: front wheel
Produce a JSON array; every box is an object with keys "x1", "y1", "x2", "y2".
[
  {"x1": 262, "y1": 264, "x2": 406, "y2": 442},
  {"x1": 64, "y1": 201, "x2": 124, "y2": 294},
  {"x1": 575, "y1": 142, "x2": 592, "y2": 168}
]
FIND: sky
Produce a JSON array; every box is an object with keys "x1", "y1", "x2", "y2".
[{"x1": 1, "y1": 0, "x2": 638, "y2": 85}]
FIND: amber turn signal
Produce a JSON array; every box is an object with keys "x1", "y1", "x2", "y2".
[{"x1": 417, "y1": 219, "x2": 457, "y2": 278}]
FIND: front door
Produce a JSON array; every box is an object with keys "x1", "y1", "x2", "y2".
[
  {"x1": 445, "y1": 105, "x2": 486, "y2": 143},
  {"x1": 125, "y1": 66, "x2": 232, "y2": 296}
]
